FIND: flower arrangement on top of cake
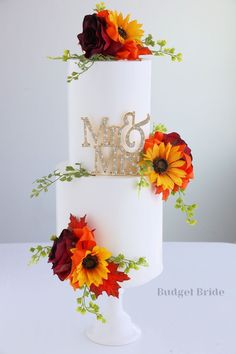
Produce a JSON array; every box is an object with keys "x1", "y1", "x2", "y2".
[{"x1": 50, "y1": 2, "x2": 183, "y2": 82}]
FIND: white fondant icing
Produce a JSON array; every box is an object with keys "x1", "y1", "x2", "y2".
[
  {"x1": 68, "y1": 60, "x2": 152, "y2": 171},
  {"x1": 56, "y1": 169, "x2": 163, "y2": 288},
  {"x1": 56, "y1": 60, "x2": 163, "y2": 289}
]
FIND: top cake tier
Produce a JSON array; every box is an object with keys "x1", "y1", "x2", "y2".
[{"x1": 68, "y1": 59, "x2": 152, "y2": 172}]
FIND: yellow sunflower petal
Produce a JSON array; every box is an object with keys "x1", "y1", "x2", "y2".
[
  {"x1": 169, "y1": 167, "x2": 186, "y2": 178},
  {"x1": 166, "y1": 172, "x2": 183, "y2": 186},
  {"x1": 149, "y1": 171, "x2": 158, "y2": 183},
  {"x1": 77, "y1": 269, "x2": 88, "y2": 287},
  {"x1": 86, "y1": 269, "x2": 98, "y2": 286},
  {"x1": 164, "y1": 143, "x2": 172, "y2": 160},
  {"x1": 162, "y1": 174, "x2": 174, "y2": 189},
  {"x1": 123, "y1": 14, "x2": 130, "y2": 28},
  {"x1": 96, "y1": 265, "x2": 109, "y2": 280},
  {"x1": 167, "y1": 149, "x2": 182, "y2": 164},
  {"x1": 93, "y1": 246, "x2": 112, "y2": 260},
  {"x1": 156, "y1": 174, "x2": 165, "y2": 187},
  {"x1": 169, "y1": 160, "x2": 185, "y2": 168},
  {"x1": 159, "y1": 142, "x2": 166, "y2": 158},
  {"x1": 152, "y1": 144, "x2": 159, "y2": 159},
  {"x1": 126, "y1": 20, "x2": 144, "y2": 41},
  {"x1": 143, "y1": 148, "x2": 154, "y2": 161}
]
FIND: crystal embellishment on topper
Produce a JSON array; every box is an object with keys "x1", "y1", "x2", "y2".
[{"x1": 81, "y1": 112, "x2": 150, "y2": 175}]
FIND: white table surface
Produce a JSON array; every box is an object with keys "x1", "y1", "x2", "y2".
[{"x1": 0, "y1": 242, "x2": 235, "y2": 354}]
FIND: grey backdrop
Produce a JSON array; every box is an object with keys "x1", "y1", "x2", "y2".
[{"x1": 1, "y1": 0, "x2": 236, "y2": 243}]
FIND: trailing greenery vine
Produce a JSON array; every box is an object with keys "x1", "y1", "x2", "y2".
[{"x1": 31, "y1": 163, "x2": 92, "y2": 198}]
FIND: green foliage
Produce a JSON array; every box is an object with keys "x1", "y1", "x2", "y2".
[
  {"x1": 75, "y1": 253, "x2": 149, "y2": 320},
  {"x1": 50, "y1": 235, "x2": 58, "y2": 241},
  {"x1": 137, "y1": 174, "x2": 150, "y2": 194},
  {"x1": 152, "y1": 123, "x2": 168, "y2": 133},
  {"x1": 76, "y1": 285, "x2": 106, "y2": 323},
  {"x1": 144, "y1": 34, "x2": 183, "y2": 62},
  {"x1": 29, "y1": 245, "x2": 52, "y2": 265},
  {"x1": 144, "y1": 34, "x2": 156, "y2": 47},
  {"x1": 31, "y1": 163, "x2": 92, "y2": 198},
  {"x1": 67, "y1": 58, "x2": 94, "y2": 83},
  {"x1": 137, "y1": 164, "x2": 150, "y2": 195},
  {"x1": 173, "y1": 190, "x2": 198, "y2": 225},
  {"x1": 109, "y1": 254, "x2": 149, "y2": 274},
  {"x1": 49, "y1": 50, "x2": 116, "y2": 83},
  {"x1": 67, "y1": 54, "x2": 116, "y2": 82},
  {"x1": 137, "y1": 121, "x2": 197, "y2": 226},
  {"x1": 49, "y1": 35, "x2": 182, "y2": 82},
  {"x1": 48, "y1": 50, "x2": 83, "y2": 62},
  {"x1": 94, "y1": 2, "x2": 106, "y2": 12}
]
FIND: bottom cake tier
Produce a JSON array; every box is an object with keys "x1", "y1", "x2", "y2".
[{"x1": 56, "y1": 165, "x2": 163, "y2": 287}]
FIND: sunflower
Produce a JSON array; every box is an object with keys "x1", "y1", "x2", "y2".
[
  {"x1": 142, "y1": 142, "x2": 187, "y2": 192},
  {"x1": 69, "y1": 245, "x2": 112, "y2": 289},
  {"x1": 105, "y1": 11, "x2": 144, "y2": 44}
]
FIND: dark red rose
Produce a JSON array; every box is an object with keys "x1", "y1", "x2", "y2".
[
  {"x1": 48, "y1": 229, "x2": 77, "y2": 281},
  {"x1": 164, "y1": 132, "x2": 192, "y2": 156},
  {"x1": 77, "y1": 14, "x2": 122, "y2": 58}
]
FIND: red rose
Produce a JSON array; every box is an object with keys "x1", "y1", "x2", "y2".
[
  {"x1": 78, "y1": 14, "x2": 122, "y2": 58},
  {"x1": 164, "y1": 132, "x2": 192, "y2": 156},
  {"x1": 48, "y1": 229, "x2": 77, "y2": 281}
]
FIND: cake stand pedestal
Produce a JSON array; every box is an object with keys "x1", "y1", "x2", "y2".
[{"x1": 86, "y1": 289, "x2": 141, "y2": 346}]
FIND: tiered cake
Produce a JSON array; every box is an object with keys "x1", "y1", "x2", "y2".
[
  {"x1": 29, "y1": 2, "x2": 196, "y2": 347},
  {"x1": 56, "y1": 59, "x2": 163, "y2": 287}
]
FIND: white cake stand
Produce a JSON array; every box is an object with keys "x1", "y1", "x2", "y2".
[
  {"x1": 86, "y1": 259, "x2": 163, "y2": 346},
  {"x1": 86, "y1": 290, "x2": 141, "y2": 346}
]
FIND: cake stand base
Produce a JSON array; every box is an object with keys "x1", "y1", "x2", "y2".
[{"x1": 86, "y1": 290, "x2": 141, "y2": 346}]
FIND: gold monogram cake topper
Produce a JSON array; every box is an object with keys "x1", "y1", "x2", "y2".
[{"x1": 81, "y1": 112, "x2": 150, "y2": 176}]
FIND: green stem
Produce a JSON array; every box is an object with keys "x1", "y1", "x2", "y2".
[
  {"x1": 31, "y1": 164, "x2": 92, "y2": 198},
  {"x1": 174, "y1": 190, "x2": 197, "y2": 225}
]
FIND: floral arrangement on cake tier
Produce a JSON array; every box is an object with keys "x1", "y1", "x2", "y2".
[
  {"x1": 138, "y1": 124, "x2": 197, "y2": 225},
  {"x1": 49, "y1": 2, "x2": 183, "y2": 82},
  {"x1": 31, "y1": 124, "x2": 197, "y2": 224},
  {"x1": 30, "y1": 214, "x2": 148, "y2": 322}
]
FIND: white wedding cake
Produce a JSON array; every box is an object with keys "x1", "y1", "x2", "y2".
[
  {"x1": 29, "y1": 2, "x2": 195, "y2": 346},
  {"x1": 56, "y1": 59, "x2": 163, "y2": 287}
]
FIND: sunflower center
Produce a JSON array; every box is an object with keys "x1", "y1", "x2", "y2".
[
  {"x1": 153, "y1": 158, "x2": 169, "y2": 174},
  {"x1": 118, "y1": 27, "x2": 127, "y2": 39},
  {"x1": 82, "y1": 255, "x2": 98, "y2": 269}
]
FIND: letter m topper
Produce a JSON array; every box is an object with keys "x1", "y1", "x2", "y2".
[{"x1": 81, "y1": 117, "x2": 109, "y2": 147}]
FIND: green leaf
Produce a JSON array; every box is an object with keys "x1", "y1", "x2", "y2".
[
  {"x1": 174, "y1": 192, "x2": 197, "y2": 226},
  {"x1": 157, "y1": 40, "x2": 167, "y2": 47},
  {"x1": 152, "y1": 123, "x2": 167, "y2": 133},
  {"x1": 90, "y1": 293, "x2": 97, "y2": 301},
  {"x1": 50, "y1": 235, "x2": 57, "y2": 241},
  {"x1": 95, "y1": 2, "x2": 106, "y2": 12},
  {"x1": 31, "y1": 162, "x2": 92, "y2": 198}
]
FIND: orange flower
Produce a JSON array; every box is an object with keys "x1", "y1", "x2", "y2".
[
  {"x1": 140, "y1": 131, "x2": 194, "y2": 200},
  {"x1": 137, "y1": 44, "x2": 152, "y2": 55},
  {"x1": 97, "y1": 10, "x2": 118, "y2": 42},
  {"x1": 98, "y1": 10, "x2": 144, "y2": 44},
  {"x1": 97, "y1": 10, "x2": 151, "y2": 60},
  {"x1": 144, "y1": 131, "x2": 164, "y2": 152},
  {"x1": 68, "y1": 214, "x2": 96, "y2": 250},
  {"x1": 116, "y1": 40, "x2": 139, "y2": 60},
  {"x1": 69, "y1": 245, "x2": 112, "y2": 289},
  {"x1": 140, "y1": 140, "x2": 194, "y2": 200},
  {"x1": 116, "y1": 40, "x2": 151, "y2": 60}
]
